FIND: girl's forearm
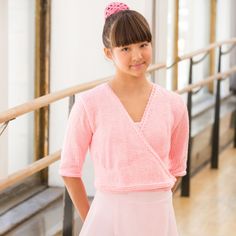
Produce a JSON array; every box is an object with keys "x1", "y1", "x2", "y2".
[{"x1": 62, "y1": 176, "x2": 90, "y2": 222}]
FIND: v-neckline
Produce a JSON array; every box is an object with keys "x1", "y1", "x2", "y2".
[{"x1": 105, "y1": 82, "x2": 156, "y2": 128}]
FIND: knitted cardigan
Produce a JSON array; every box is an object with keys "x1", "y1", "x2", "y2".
[{"x1": 59, "y1": 82, "x2": 189, "y2": 192}]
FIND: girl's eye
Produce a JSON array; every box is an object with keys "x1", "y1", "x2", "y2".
[
  {"x1": 140, "y1": 43, "x2": 148, "y2": 48},
  {"x1": 121, "y1": 47, "x2": 129, "y2": 52}
]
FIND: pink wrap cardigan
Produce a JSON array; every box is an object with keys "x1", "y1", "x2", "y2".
[{"x1": 59, "y1": 82, "x2": 189, "y2": 192}]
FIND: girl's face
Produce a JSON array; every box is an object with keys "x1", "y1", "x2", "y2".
[{"x1": 105, "y1": 41, "x2": 152, "y2": 78}]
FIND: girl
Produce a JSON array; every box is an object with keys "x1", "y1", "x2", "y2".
[{"x1": 59, "y1": 2, "x2": 189, "y2": 236}]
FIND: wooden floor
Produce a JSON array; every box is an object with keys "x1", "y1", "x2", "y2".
[{"x1": 173, "y1": 146, "x2": 236, "y2": 236}]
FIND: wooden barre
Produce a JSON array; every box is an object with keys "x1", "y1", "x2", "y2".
[
  {"x1": 147, "y1": 63, "x2": 166, "y2": 72},
  {"x1": 1, "y1": 65, "x2": 236, "y2": 124},
  {"x1": 150, "y1": 38, "x2": 236, "y2": 66},
  {"x1": 1, "y1": 38, "x2": 236, "y2": 124},
  {"x1": 0, "y1": 150, "x2": 61, "y2": 192},
  {"x1": 176, "y1": 66, "x2": 236, "y2": 94},
  {"x1": 0, "y1": 64, "x2": 165, "y2": 124},
  {"x1": 0, "y1": 77, "x2": 110, "y2": 124},
  {"x1": 179, "y1": 38, "x2": 236, "y2": 61}
]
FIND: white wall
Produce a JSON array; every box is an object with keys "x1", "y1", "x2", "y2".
[
  {"x1": 177, "y1": 0, "x2": 211, "y2": 94},
  {"x1": 216, "y1": 0, "x2": 232, "y2": 97},
  {"x1": 7, "y1": 0, "x2": 35, "y2": 174},
  {"x1": 0, "y1": 0, "x2": 8, "y2": 178},
  {"x1": 154, "y1": 0, "x2": 168, "y2": 87},
  {"x1": 229, "y1": 0, "x2": 236, "y2": 90}
]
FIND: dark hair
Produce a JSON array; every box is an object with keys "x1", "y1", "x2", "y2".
[{"x1": 102, "y1": 10, "x2": 152, "y2": 48}]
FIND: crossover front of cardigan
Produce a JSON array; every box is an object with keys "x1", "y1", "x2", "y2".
[{"x1": 59, "y1": 82, "x2": 189, "y2": 192}]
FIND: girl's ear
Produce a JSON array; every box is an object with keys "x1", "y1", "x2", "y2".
[{"x1": 104, "y1": 48, "x2": 113, "y2": 60}]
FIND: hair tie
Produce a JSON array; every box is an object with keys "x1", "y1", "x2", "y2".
[{"x1": 104, "y1": 2, "x2": 130, "y2": 20}]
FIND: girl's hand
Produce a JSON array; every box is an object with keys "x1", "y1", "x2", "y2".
[{"x1": 171, "y1": 177, "x2": 182, "y2": 193}]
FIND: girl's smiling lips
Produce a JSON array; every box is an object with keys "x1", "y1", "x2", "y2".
[{"x1": 130, "y1": 62, "x2": 145, "y2": 69}]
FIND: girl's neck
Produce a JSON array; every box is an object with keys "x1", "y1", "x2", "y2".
[{"x1": 111, "y1": 71, "x2": 152, "y2": 91}]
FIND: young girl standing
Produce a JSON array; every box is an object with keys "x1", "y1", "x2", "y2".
[{"x1": 59, "y1": 2, "x2": 189, "y2": 236}]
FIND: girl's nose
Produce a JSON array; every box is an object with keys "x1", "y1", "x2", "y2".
[{"x1": 132, "y1": 48, "x2": 142, "y2": 61}]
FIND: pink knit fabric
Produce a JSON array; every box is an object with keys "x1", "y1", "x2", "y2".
[
  {"x1": 104, "y1": 2, "x2": 130, "y2": 19},
  {"x1": 59, "y1": 82, "x2": 189, "y2": 192}
]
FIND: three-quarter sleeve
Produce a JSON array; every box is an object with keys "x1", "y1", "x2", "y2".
[
  {"x1": 169, "y1": 105, "x2": 189, "y2": 177},
  {"x1": 59, "y1": 97, "x2": 93, "y2": 178}
]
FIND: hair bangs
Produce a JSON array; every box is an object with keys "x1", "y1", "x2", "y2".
[{"x1": 110, "y1": 11, "x2": 152, "y2": 47}]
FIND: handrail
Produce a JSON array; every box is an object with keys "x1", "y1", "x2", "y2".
[
  {"x1": 0, "y1": 77, "x2": 110, "y2": 124},
  {"x1": 0, "y1": 151, "x2": 60, "y2": 192},
  {"x1": 179, "y1": 38, "x2": 236, "y2": 61},
  {"x1": 0, "y1": 66, "x2": 235, "y2": 192},
  {"x1": 0, "y1": 64, "x2": 166, "y2": 124},
  {"x1": 0, "y1": 38, "x2": 236, "y2": 124},
  {"x1": 147, "y1": 63, "x2": 166, "y2": 72},
  {"x1": 176, "y1": 66, "x2": 236, "y2": 94}
]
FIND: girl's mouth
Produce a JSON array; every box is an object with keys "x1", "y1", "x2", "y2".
[{"x1": 131, "y1": 62, "x2": 145, "y2": 69}]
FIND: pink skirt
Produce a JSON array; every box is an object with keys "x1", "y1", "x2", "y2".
[{"x1": 79, "y1": 190, "x2": 179, "y2": 236}]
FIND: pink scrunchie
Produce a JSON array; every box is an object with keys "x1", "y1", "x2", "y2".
[{"x1": 104, "y1": 2, "x2": 130, "y2": 20}]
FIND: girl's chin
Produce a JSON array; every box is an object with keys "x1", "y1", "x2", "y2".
[
  {"x1": 130, "y1": 71, "x2": 147, "y2": 78},
  {"x1": 130, "y1": 68, "x2": 147, "y2": 76},
  {"x1": 116, "y1": 67, "x2": 148, "y2": 78}
]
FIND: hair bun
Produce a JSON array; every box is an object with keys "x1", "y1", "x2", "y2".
[{"x1": 104, "y1": 2, "x2": 130, "y2": 20}]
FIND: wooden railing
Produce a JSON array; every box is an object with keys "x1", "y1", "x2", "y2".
[
  {"x1": 1, "y1": 38, "x2": 235, "y2": 124},
  {"x1": 0, "y1": 38, "x2": 236, "y2": 235}
]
